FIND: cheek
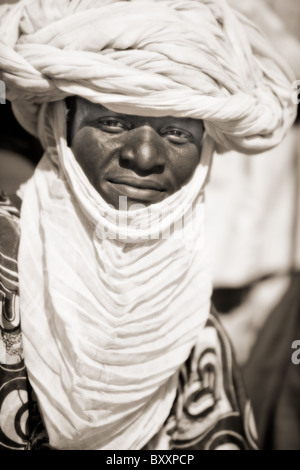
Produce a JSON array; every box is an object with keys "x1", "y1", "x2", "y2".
[
  {"x1": 71, "y1": 127, "x2": 110, "y2": 181},
  {"x1": 171, "y1": 146, "x2": 201, "y2": 188}
]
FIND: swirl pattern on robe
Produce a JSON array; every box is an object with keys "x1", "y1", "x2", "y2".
[{"x1": 0, "y1": 0, "x2": 297, "y2": 154}]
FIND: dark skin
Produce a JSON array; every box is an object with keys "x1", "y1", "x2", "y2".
[{"x1": 68, "y1": 97, "x2": 204, "y2": 209}]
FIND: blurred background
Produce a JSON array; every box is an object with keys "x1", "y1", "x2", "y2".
[
  {"x1": 0, "y1": 0, "x2": 300, "y2": 450},
  {"x1": 206, "y1": 0, "x2": 300, "y2": 451}
]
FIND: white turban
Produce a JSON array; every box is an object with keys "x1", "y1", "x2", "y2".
[{"x1": 0, "y1": 0, "x2": 297, "y2": 154}]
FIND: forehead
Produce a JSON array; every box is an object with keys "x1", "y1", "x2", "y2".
[{"x1": 70, "y1": 96, "x2": 203, "y2": 131}]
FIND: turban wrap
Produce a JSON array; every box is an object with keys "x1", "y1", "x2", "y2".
[{"x1": 0, "y1": 0, "x2": 297, "y2": 154}]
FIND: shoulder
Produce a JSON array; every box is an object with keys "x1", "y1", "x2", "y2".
[
  {"x1": 167, "y1": 305, "x2": 259, "y2": 450},
  {"x1": 0, "y1": 191, "x2": 48, "y2": 450}
]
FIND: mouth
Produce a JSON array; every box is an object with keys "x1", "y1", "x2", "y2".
[{"x1": 107, "y1": 176, "x2": 166, "y2": 203}]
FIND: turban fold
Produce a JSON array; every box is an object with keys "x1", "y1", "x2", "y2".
[{"x1": 0, "y1": 0, "x2": 297, "y2": 154}]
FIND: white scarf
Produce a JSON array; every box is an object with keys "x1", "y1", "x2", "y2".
[{"x1": 18, "y1": 101, "x2": 214, "y2": 450}]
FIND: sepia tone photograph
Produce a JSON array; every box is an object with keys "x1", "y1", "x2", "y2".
[{"x1": 0, "y1": 0, "x2": 299, "y2": 453}]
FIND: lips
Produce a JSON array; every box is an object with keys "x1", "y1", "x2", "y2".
[
  {"x1": 107, "y1": 176, "x2": 166, "y2": 203},
  {"x1": 108, "y1": 176, "x2": 166, "y2": 191}
]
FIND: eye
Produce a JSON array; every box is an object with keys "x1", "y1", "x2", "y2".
[
  {"x1": 96, "y1": 118, "x2": 131, "y2": 133},
  {"x1": 161, "y1": 128, "x2": 192, "y2": 144}
]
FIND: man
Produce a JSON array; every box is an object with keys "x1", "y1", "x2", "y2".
[{"x1": 0, "y1": 0, "x2": 296, "y2": 450}]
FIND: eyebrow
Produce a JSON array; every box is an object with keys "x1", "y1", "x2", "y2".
[
  {"x1": 82, "y1": 103, "x2": 204, "y2": 131},
  {"x1": 89, "y1": 110, "x2": 201, "y2": 126}
]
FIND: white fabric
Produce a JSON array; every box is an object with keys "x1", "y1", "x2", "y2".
[
  {"x1": 0, "y1": 0, "x2": 297, "y2": 154},
  {"x1": 18, "y1": 101, "x2": 214, "y2": 450},
  {"x1": 206, "y1": 127, "x2": 300, "y2": 288},
  {"x1": 205, "y1": 0, "x2": 300, "y2": 287}
]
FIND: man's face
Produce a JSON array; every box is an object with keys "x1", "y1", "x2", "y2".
[{"x1": 69, "y1": 97, "x2": 204, "y2": 209}]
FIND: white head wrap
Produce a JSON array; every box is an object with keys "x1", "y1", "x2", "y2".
[
  {"x1": 0, "y1": 0, "x2": 297, "y2": 451},
  {"x1": 0, "y1": 0, "x2": 296, "y2": 153}
]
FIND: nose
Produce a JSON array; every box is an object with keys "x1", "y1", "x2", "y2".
[{"x1": 120, "y1": 126, "x2": 167, "y2": 173}]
